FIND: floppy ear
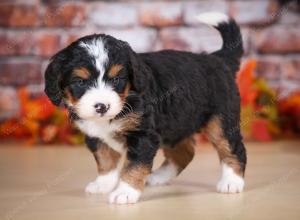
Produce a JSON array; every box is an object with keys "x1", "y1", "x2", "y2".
[
  {"x1": 44, "y1": 54, "x2": 65, "y2": 106},
  {"x1": 128, "y1": 49, "x2": 151, "y2": 93}
]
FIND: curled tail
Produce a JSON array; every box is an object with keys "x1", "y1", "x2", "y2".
[{"x1": 196, "y1": 12, "x2": 243, "y2": 74}]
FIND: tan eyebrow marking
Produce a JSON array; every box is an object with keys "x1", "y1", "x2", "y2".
[
  {"x1": 73, "y1": 67, "x2": 90, "y2": 79},
  {"x1": 108, "y1": 64, "x2": 123, "y2": 78}
]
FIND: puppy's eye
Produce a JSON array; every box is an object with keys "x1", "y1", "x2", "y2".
[
  {"x1": 69, "y1": 78, "x2": 87, "y2": 98},
  {"x1": 110, "y1": 77, "x2": 126, "y2": 93},
  {"x1": 112, "y1": 77, "x2": 120, "y2": 86},
  {"x1": 71, "y1": 78, "x2": 84, "y2": 86}
]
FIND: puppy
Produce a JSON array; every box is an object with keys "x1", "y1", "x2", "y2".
[{"x1": 44, "y1": 12, "x2": 247, "y2": 204}]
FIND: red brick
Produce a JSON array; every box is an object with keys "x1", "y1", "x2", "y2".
[
  {"x1": 34, "y1": 33, "x2": 61, "y2": 57},
  {"x1": 159, "y1": 27, "x2": 221, "y2": 52},
  {"x1": 0, "y1": 31, "x2": 34, "y2": 56},
  {"x1": 0, "y1": 3, "x2": 39, "y2": 27},
  {"x1": 105, "y1": 28, "x2": 157, "y2": 53},
  {"x1": 0, "y1": 86, "x2": 19, "y2": 120},
  {"x1": 256, "y1": 57, "x2": 281, "y2": 80},
  {"x1": 158, "y1": 27, "x2": 249, "y2": 54},
  {"x1": 63, "y1": 28, "x2": 157, "y2": 53},
  {"x1": 229, "y1": 0, "x2": 280, "y2": 26},
  {"x1": 62, "y1": 28, "x2": 99, "y2": 48},
  {"x1": 139, "y1": 2, "x2": 183, "y2": 27},
  {"x1": 89, "y1": 3, "x2": 137, "y2": 27},
  {"x1": 254, "y1": 26, "x2": 300, "y2": 54},
  {"x1": 0, "y1": 31, "x2": 61, "y2": 57},
  {"x1": 277, "y1": 81, "x2": 300, "y2": 98},
  {"x1": 64, "y1": 34, "x2": 80, "y2": 47},
  {"x1": 0, "y1": 60, "x2": 42, "y2": 86},
  {"x1": 183, "y1": 1, "x2": 228, "y2": 26},
  {"x1": 279, "y1": 9, "x2": 300, "y2": 24},
  {"x1": 64, "y1": 27, "x2": 156, "y2": 52},
  {"x1": 281, "y1": 59, "x2": 300, "y2": 81},
  {"x1": 241, "y1": 28, "x2": 250, "y2": 55},
  {"x1": 43, "y1": 2, "x2": 86, "y2": 27}
]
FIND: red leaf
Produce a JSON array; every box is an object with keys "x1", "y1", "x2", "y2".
[{"x1": 251, "y1": 119, "x2": 272, "y2": 142}]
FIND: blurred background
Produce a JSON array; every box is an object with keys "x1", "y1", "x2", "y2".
[{"x1": 0, "y1": 0, "x2": 299, "y2": 145}]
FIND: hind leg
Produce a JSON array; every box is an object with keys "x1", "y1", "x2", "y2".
[
  {"x1": 146, "y1": 137, "x2": 195, "y2": 186},
  {"x1": 205, "y1": 116, "x2": 247, "y2": 193}
]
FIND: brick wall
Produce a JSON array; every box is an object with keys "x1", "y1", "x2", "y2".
[{"x1": 0, "y1": 0, "x2": 299, "y2": 119}]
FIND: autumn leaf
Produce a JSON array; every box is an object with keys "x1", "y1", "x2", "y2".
[
  {"x1": 251, "y1": 118, "x2": 272, "y2": 142},
  {"x1": 236, "y1": 60, "x2": 258, "y2": 107},
  {"x1": 278, "y1": 92, "x2": 300, "y2": 135}
]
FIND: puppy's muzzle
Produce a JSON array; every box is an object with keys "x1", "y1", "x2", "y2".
[{"x1": 94, "y1": 103, "x2": 110, "y2": 115}]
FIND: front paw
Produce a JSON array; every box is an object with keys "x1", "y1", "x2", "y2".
[
  {"x1": 109, "y1": 181, "x2": 141, "y2": 204},
  {"x1": 85, "y1": 169, "x2": 119, "y2": 194}
]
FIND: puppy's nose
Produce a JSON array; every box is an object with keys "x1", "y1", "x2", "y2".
[{"x1": 94, "y1": 103, "x2": 109, "y2": 114}]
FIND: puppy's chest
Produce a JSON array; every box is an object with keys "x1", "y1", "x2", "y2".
[{"x1": 75, "y1": 114, "x2": 140, "y2": 153}]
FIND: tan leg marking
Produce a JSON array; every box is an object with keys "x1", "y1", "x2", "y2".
[
  {"x1": 121, "y1": 162, "x2": 151, "y2": 191},
  {"x1": 146, "y1": 137, "x2": 195, "y2": 186},
  {"x1": 93, "y1": 143, "x2": 121, "y2": 174},
  {"x1": 204, "y1": 116, "x2": 242, "y2": 176},
  {"x1": 163, "y1": 137, "x2": 195, "y2": 173},
  {"x1": 85, "y1": 144, "x2": 121, "y2": 194},
  {"x1": 108, "y1": 162, "x2": 150, "y2": 204}
]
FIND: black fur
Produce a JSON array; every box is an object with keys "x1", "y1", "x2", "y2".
[
  {"x1": 85, "y1": 136, "x2": 99, "y2": 153},
  {"x1": 213, "y1": 19, "x2": 244, "y2": 74}
]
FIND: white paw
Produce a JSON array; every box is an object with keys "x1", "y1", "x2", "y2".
[
  {"x1": 85, "y1": 169, "x2": 119, "y2": 194},
  {"x1": 109, "y1": 181, "x2": 141, "y2": 204},
  {"x1": 217, "y1": 163, "x2": 244, "y2": 193},
  {"x1": 146, "y1": 162, "x2": 178, "y2": 186}
]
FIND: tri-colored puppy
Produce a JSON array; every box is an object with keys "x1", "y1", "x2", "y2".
[{"x1": 44, "y1": 12, "x2": 247, "y2": 204}]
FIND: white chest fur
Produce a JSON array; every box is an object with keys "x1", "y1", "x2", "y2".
[{"x1": 75, "y1": 119, "x2": 125, "y2": 153}]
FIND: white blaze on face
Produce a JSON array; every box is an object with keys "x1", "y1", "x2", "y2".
[{"x1": 77, "y1": 38, "x2": 122, "y2": 120}]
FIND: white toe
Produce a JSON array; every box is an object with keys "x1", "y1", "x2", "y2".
[
  {"x1": 217, "y1": 163, "x2": 244, "y2": 194},
  {"x1": 146, "y1": 162, "x2": 178, "y2": 186},
  {"x1": 109, "y1": 181, "x2": 141, "y2": 204},
  {"x1": 85, "y1": 181, "x2": 102, "y2": 194},
  {"x1": 85, "y1": 169, "x2": 119, "y2": 194}
]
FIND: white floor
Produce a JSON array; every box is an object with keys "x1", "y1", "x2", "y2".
[{"x1": 0, "y1": 141, "x2": 300, "y2": 220}]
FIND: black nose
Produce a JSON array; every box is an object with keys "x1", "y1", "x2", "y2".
[{"x1": 94, "y1": 103, "x2": 109, "y2": 114}]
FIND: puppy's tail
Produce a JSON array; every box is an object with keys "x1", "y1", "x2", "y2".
[{"x1": 196, "y1": 12, "x2": 243, "y2": 74}]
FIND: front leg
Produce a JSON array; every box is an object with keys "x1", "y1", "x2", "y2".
[
  {"x1": 109, "y1": 131, "x2": 159, "y2": 204},
  {"x1": 85, "y1": 136, "x2": 121, "y2": 194}
]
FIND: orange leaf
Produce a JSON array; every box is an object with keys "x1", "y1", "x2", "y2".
[
  {"x1": 236, "y1": 60, "x2": 258, "y2": 106},
  {"x1": 18, "y1": 87, "x2": 30, "y2": 117}
]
